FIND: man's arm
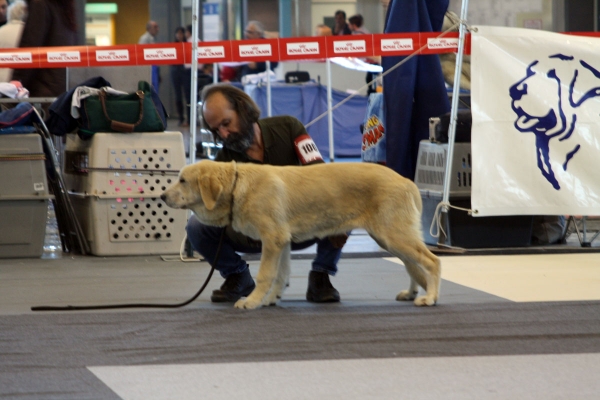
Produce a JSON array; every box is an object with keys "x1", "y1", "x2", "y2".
[{"x1": 288, "y1": 117, "x2": 324, "y2": 165}]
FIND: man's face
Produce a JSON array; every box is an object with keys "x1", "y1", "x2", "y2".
[
  {"x1": 335, "y1": 13, "x2": 345, "y2": 27},
  {"x1": 203, "y1": 92, "x2": 255, "y2": 153},
  {"x1": 0, "y1": 0, "x2": 8, "y2": 23},
  {"x1": 244, "y1": 23, "x2": 261, "y2": 39},
  {"x1": 149, "y1": 22, "x2": 159, "y2": 37}
]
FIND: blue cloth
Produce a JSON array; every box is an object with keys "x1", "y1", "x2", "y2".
[
  {"x1": 186, "y1": 216, "x2": 342, "y2": 278},
  {"x1": 0, "y1": 102, "x2": 35, "y2": 133},
  {"x1": 0, "y1": 126, "x2": 38, "y2": 134},
  {"x1": 361, "y1": 93, "x2": 386, "y2": 163},
  {"x1": 170, "y1": 65, "x2": 190, "y2": 124},
  {"x1": 151, "y1": 66, "x2": 160, "y2": 92},
  {"x1": 247, "y1": 83, "x2": 367, "y2": 157},
  {"x1": 382, "y1": 0, "x2": 450, "y2": 179}
]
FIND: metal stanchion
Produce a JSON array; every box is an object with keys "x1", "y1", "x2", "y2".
[
  {"x1": 326, "y1": 58, "x2": 335, "y2": 162},
  {"x1": 438, "y1": 0, "x2": 470, "y2": 246}
]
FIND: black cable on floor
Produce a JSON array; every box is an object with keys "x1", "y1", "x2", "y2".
[{"x1": 31, "y1": 230, "x2": 224, "y2": 311}]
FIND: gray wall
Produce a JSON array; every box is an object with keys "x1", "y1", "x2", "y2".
[{"x1": 149, "y1": 0, "x2": 182, "y2": 119}]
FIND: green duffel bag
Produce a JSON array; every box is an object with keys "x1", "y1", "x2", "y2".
[{"x1": 78, "y1": 80, "x2": 167, "y2": 139}]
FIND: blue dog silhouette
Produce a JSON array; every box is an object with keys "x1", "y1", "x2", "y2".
[{"x1": 509, "y1": 53, "x2": 600, "y2": 190}]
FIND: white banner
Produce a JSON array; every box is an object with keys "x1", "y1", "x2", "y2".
[{"x1": 471, "y1": 26, "x2": 600, "y2": 216}]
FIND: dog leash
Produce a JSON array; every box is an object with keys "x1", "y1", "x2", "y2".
[
  {"x1": 30, "y1": 230, "x2": 223, "y2": 311},
  {"x1": 31, "y1": 152, "x2": 239, "y2": 310}
]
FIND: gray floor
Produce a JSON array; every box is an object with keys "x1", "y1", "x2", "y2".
[{"x1": 1, "y1": 237, "x2": 600, "y2": 399}]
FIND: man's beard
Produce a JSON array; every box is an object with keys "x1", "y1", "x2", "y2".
[{"x1": 222, "y1": 121, "x2": 255, "y2": 153}]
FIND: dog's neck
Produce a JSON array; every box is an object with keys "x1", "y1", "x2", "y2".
[{"x1": 229, "y1": 161, "x2": 239, "y2": 224}]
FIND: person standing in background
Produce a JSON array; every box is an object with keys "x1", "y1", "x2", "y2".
[
  {"x1": 169, "y1": 27, "x2": 189, "y2": 127},
  {"x1": 348, "y1": 13, "x2": 377, "y2": 95},
  {"x1": 333, "y1": 10, "x2": 351, "y2": 35},
  {"x1": 138, "y1": 20, "x2": 158, "y2": 44},
  {"x1": 239, "y1": 20, "x2": 278, "y2": 79},
  {"x1": 184, "y1": 24, "x2": 192, "y2": 42},
  {"x1": 12, "y1": 0, "x2": 77, "y2": 99},
  {"x1": 348, "y1": 14, "x2": 370, "y2": 34},
  {"x1": 197, "y1": 63, "x2": 213, "y2": 93},
  {"x1": 0, "y1": 0, "x2": 27, "y2": 83},
  {"x1": 138, "y1": 20, "x2": 160, "y2": 91},
  {"x1": 0, "y1": 0, "x2": 9, "y2": 28}
]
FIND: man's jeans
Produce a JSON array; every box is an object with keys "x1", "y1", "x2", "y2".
[{"x1": 186, "y1": 216, "x2": 341, "y2": 278}]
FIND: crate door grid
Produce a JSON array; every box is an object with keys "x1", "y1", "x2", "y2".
[
  {"x1": 106, "y1": 145, "x2": 178, "y2": 242},
  {"x1": 103, "y1": 146, "x2": 177, "y2": 196},
  {"x1": 107, "y1": 198, "x2": 177, "y2": 242}
]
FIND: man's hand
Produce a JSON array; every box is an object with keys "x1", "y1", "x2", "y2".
[{"x1": 328, "y1": 233, "x2": 349, "y2": 249}]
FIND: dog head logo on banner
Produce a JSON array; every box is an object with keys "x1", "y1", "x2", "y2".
[{"x1": 509, "y1": 53, "x2": 600, "y2": 190}]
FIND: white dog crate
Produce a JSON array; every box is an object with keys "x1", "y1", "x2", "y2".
[
  {"x1": 414, "y1": 140, "x2": 472, "y2": 197},
  {"x1": 415, "y1": 140, "x2": 533, "y2": 248},
  {"x1": 63, "y1": 132, "x2": 187, "y2": 256},
  {"x1": 0, "y1": 134, "x2": 52, "y2": 258}
]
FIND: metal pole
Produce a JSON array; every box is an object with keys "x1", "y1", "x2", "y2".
[
  {"x1": 326, "y1": 58, "x2": 334, "y2": 162},
  {"x1": 266, "y1": 61, "x2": 272, "y2": 117},
  {"x1": 439, "y1": 0, "x2": 469, "y2": 245},
  {"x1": 278, "y1": 0, "x2": 292, "y2": 38},
  {"x1": 189, "y1": 0, "x2": 200, "y2": 165},
  {"x1": 294, "y1": 0, "x2": 300, "y2": 37}
]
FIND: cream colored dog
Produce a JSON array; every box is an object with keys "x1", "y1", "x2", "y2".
[{"x1": 161, "y1": 160, "x2": 441, "y2": 310}]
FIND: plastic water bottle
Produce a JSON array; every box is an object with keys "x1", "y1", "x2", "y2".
[{"x1": 42, "y1": 201, "x2": 62, "y2": 259}]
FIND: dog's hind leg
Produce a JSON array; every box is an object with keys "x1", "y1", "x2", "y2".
[
  {"x1": 371, "y1": 230, "x2": 441, "y2": 306},
  {"x1": 265, "y1": 242, "x2": 291, "y2": 306},
  {"x1": 397, "y1": 242, "x2": 441, "y2": 306},
  {"x1": 370, "y1": 233, "x2": 426, "y2": 300},
  {"x1": 235, "y1": 240, "x2": 284, "y2": 310},
  {"x1": 395, "y1": 260, "x2": 421, "y2": 301}
]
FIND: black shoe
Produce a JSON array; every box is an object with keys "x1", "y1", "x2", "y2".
[
  {"x1": 211, "y1": 268, "x2": 256, "y2": 303},
  {"x1": 306, "y1": 271, "x2": 340, "y2": 303}
]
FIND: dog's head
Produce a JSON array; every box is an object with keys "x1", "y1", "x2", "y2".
[
  {"x1": 161, "y1": 160, "x2": 236, "y2": 226},
  {"x1": 508, "y1": 54, "x2": 600, "y2": 189},
  {"x1": 509, "y1": 54, "x2": 600, "y2": 138}
]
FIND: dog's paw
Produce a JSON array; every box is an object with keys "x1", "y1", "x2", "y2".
[
  {"x1": 265, "y1": 287, "x2": 285, "y2": 305},
  {"x1": 396, "y1": 290, "x2": 419, "y2": 301},
  {"x1": 264, "y1": 293, "x2": 281, "y2": 307},
  {"x1": 414, "y1": 295, "x2": 437, "y2": 306},
  {"x1": 234, "y1": 297, "x2": 262, "y2": 310}
]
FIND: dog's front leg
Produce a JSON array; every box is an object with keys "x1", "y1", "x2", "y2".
[
  {"x1": 265, "y1": 242, "x2": 291, "y2": 306},
  {"x1": 235, "y1": 240, "x2": 283, "y2": 310}
]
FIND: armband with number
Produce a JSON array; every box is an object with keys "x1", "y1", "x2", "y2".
[{"x1": 294, "y1": 134, "x2": 323, "y2": 164}]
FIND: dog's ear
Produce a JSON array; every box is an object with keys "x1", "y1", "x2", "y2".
[{"x1": 198, "y1": 174, "x2": 223, "y2": 210}]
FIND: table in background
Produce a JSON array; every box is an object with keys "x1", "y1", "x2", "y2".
[{"x1": 245, "y1": 82, "x2": 367, "y2": 158}]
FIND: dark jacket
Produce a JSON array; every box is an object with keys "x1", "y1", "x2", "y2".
[
  {"x1": 12, "y1": 0, "x2": 77, "y2": 98},
  {"x1": 46, "y1": 76, "x2": 111, "y2": 136}
]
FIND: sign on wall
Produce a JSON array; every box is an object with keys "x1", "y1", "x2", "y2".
[
  {"x1": 471, "y1": 26, "x2": 600, "y2": 216},
  {"x1": 203, "y1": 1, "x2": 220, "y2": 41}
]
